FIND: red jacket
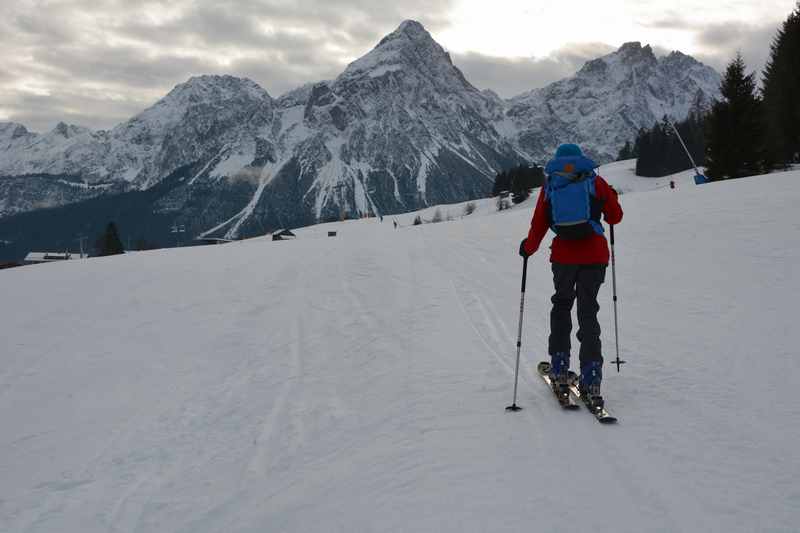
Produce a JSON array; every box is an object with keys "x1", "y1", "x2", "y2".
[{"x1": 523, "y1": 175, "x2": 623, "y2": 265}]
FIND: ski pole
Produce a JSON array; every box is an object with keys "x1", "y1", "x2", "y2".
[
  {"x1": 610, "y1": 225, "x2": 626, "y2": 372},
  {"x1": 506, "y1": 256, "x2": 528, "y2": 412}
]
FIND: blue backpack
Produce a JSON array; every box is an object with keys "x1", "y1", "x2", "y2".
[{"x1": 544, "y1": 155, "x2": 604, "y2": 240}]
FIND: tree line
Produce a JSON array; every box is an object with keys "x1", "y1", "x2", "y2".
[
  {"x1": 620, "y1": 113, "x2": 705, "y2": 177},
  {"x1": 492, "y1": 164, "x2": 545, "y2": 204},
  {"x1": 618, "y1": 3, "x2": 800, "y2": 181}
]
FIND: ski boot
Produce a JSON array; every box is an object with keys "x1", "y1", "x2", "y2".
[
  {"x1": 549, "y1": 352, "x2": 570, "y2": 399},
  {"x1": 579, "y1": 360, "x2": 604, "y2": 409}
]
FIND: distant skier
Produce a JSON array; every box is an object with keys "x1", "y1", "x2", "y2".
[
  {"x1": 519, "y1": 144, "x2": 623, "y2": 401},
  {"x1": 393, "y1": 220, "x2": 398, "y2": 229}
]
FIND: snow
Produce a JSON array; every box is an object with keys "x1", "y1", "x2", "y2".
[
  {"x1": 2, "y1": 167, "x2": 800, "y2": 532},
  {"x1": 187, "y1": 146, "x2": 228, "y2": 186},
  {"x1": 276, "y1": 105, "x2": 310, "y2": 145},
  {"x1": 224, "y1": 170, "x2": 269, "y2": 239},
  {"x1": 598, "y1": 159, "x2": 699, "y2": 194},
  {"x1": 340, "y1": 46, "x2": 402, "y2": 80},
  {"x1": 505, "y1": 43, "x2": 720, "y2": 163},
  {"x1": 209, "y1": 143, "x2": 255, "y2": 180},
  {"x1": 337, "y1": 21, "x2": 430, "y2": 81},
  {"x1": 366, "y1": 64, "x2": 404, "y2": 78},
  {"x1": 198, "y1": 161, "x2": 278, "y2": 240}
]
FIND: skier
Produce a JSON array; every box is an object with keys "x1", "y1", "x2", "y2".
[{"x1": 519, "y1": 144, "x2": 623, "y2": 402}]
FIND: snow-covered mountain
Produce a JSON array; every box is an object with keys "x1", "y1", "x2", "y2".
[
  {"x1": 0, "y1": 21, "x2": 720, "y2": 242},
  {"x1": 0, "y1": 76, "x2": 275, "y2": 188},
  {"x1": 217, "y1": 20, "x2": 525, "y2": 238},
  {"x1": 505, "y1": 42, "x2": 720, "y2": 162},
  {"x1": 0, "y1": 76, "x2": 277, "y2": 220}
]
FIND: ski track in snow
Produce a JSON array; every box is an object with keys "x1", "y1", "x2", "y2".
[{"x1": 1, "y1": 170, "x2": 800, "y2": 532}]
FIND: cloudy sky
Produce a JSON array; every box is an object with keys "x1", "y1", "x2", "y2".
[{"x1": 0, "y1": 0, "x2": 795, "y2": 132}]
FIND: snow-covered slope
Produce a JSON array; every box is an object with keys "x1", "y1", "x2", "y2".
[
  {"x1": 506, "y1": 42, "x2": 720, "y2": 162},
  {"x1": 2, "y1": 171, "x2": 799, "y2": 532},
  {"x1": 598, "y1": 158, "x2": 700, "y2": 194}
]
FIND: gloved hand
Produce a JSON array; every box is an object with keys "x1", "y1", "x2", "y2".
[{"x1": 519, "y1": 239, "x2": 532, "y2": 258}]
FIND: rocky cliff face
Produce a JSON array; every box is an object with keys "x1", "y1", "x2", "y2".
[
  {"x1": 0, "y1": 23, "x2": 720, "y2": 243},
  {"x1": 505, "y1": 42, "x2": 720, "y2": 162}
]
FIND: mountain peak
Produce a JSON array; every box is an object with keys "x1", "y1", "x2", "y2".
[
  {"x1": 127, "y1": 75, "x2": 272, "y2": 129},
  {"x1": 618, "y1": 41, "x2": 643, "y2": 52},
  {"x1": 52, "y1": 122, "x2": 86, "y2": 138},
  {"x1": 338, "y1": 19, "x2": 459, "y2": 83},
  {"x1": 377, "y1": 20, "x2": 434, "y2": 47},
  {"x1": 169, "y1": 75, "x2": 271, "y2": 101},
  {"x1": 614, "y1": 41, "x2": 656, "y2": 64},
  {"x1": 0, "y1": 121, "x2": 32, "y2": 141},
  {"x1": 660, "y1": 50, "x2": 701, "y2": 68}
]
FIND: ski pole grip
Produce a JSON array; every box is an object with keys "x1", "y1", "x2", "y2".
[
  {"x1": 521, "y1": 256, "x2": 528, "y2": 293},
  {"x1": 610, "y1": 225, "x2": 615, "y2": 246}
]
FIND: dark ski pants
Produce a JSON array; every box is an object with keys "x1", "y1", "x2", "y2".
[{"x1": 548, "y1": 263, "x2": 607, "y2": 367}]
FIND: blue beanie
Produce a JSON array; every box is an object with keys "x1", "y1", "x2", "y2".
[{"x1": 555, "y1": 144, "x2": 583, "y2": 158}]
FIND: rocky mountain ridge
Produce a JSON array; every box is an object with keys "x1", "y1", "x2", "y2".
[{"x1": 0, "y1": 21, "x2": 720, "y2": 243}]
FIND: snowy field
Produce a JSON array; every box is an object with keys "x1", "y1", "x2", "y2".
[{"x1": 2, "y1": 166, "x2": 800, "y2": 532}]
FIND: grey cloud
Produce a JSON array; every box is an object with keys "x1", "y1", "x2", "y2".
[
  {"x1": 640, "y1": 13, "x2": 690, "y2": 30},
  {"x1": 694, "y1": 20, "x2": 782, "y2": 80},
  {"x1": 635, "y1": 10, "x2": 784, "y2": 80},
  {"x1": 0, "y1": 0, "x2": 455, "y2": 131},
  {"x1": 697, "y1": 21, "x2": 775, "y2": 49},
  {"x1": 2, "y1": 0, "x2": 782, "y2": 134},
  {"x1": 29, "y1": 46, "x2": 212, "y2": 89},
  {"x1": 118, "y1": 0, "x2": 450, "y2": 55},
  {"x1": 0, "y1": 86, "x2": 154, "y2": 132},
  {"x1": 225, "y1": 57, "x2": 343, "y2": 97},
  {"x1": 12, "y1": 11, "x2": 78, "y2": 45},
  {"x1": 453, "y1": 43, "x2": 615, "y2": 98}
]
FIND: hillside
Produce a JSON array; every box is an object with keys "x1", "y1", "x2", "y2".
[{"x1": 2, "y1": 169, "x2": 798, "y2": 532}]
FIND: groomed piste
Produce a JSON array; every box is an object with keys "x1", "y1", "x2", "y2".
[{"x1": 1, "y1": 163, "x2": 799, "y2": 532}]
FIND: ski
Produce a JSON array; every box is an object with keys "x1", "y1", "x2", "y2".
[
  {"x1": 566, "y1": 371, "x2": 617, "y2": 424},
  {"x1": 536, "y1": 362, "x2": 579, "y2": 410}
]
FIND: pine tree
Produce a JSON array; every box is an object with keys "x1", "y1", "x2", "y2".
[
  {"x1": 705, "y1": 54, "x2": 765, "y2": 180},
  {"x1": 633, "y1": 113, "x2": 706, "y2": 177},
  {"x1": 492, "y1": 170, "x2": 511, "y2": 196},
  {"x1": 509, "y1": 164, "x2": 545, "y2": 204},
  {"x1": 616, "y1": 141, "x2": 637, "y2": 161},
  {"x1": 96, "y1": 222, "x2": 125, "y2": 256},
  {"x1": 493, "y1": 165, "x2": 544, "y2": 203},
  {"x1": 762, "y1": 2, "x2": 800, "y2": 166},
  {"x1": 633, "y1": 128, "x2": 649, "y2": 173}
]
